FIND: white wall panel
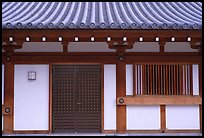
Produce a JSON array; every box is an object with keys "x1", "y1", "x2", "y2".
[
  {"x1": 126, "y1": 64, "x2": 133, "y2": 95},
  {"x1": 165, "y1": 42, "x2": 198, "y2": 52},
  {"x1": 69, "y1": 42, "x2": 116, "y2": 52},
  {"x1": 127, "y1": 106, "x2": 160, "y2": 130},
  {"x1": 14, "y1": 65, "x2": 49, "y2": 130},
  {"x1": 104, "y1": 64, "x2": 116, "y2": 130},
  {"x1": 15, "y1": 42, "x2": 63, "y2": 52},
  {"x1": 166, "y1": 106, "x2": 199, "y2": 129},
  {"x1": 126, "y1": 42, "x2": 160, "y2": 52}
]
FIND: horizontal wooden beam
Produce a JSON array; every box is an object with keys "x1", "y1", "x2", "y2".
[
  {"x1": 2, "y1": 29, "x2": 201, "y2": 43},
  {"x1": 117, "y1": 95, "x2": 202, "y2": 105},
  {"x1": 2, "y1": 53, "x2": 201, "y2": 64}
]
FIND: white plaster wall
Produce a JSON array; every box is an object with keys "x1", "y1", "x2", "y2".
[
  {"x1": 126, "y1": 42, "x2": 160, "y2": 52},
  {"x1": 126, "y1": 64, "x2": 133, "y2": 95},
  {"x1": 193, "y1": 64, "x2": 199, "y2": 95},
  {"x1": 68, "y1": 42, "x2": 116, "y2": 52},
  {"x1": 104, "y1": 64, "x2": 116, "y2": 130},
  {"x1": 2, "y1": 65, "x2": 4, "y2": 130},
  {"x1": 166, "y1": 106, "x2": 200, "y2": 129},
  {"x1": 127, "y1": 106, "x2": 160, "y2": 130},
  {"x1": 165, "y1": 42, "x2": 198, "y2": 52},
  {"x1": 15, "y1": 42, "x2": 63, "y2": 52},
  {"x1": 14, "y1": 65, "x2": 49, "y2": 130}
]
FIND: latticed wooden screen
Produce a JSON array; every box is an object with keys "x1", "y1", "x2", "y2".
[
  {"x1": 52, "y1": 65, "x2": 101, "y2": 133},
  {"x1": 133, "y1": 64, "x2": 194, "y2": 95}
]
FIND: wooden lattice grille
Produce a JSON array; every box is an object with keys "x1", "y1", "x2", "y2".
[
  {"x1": 52, "y1": 65, "x2": 101, "y2": 133},
  {"x1": 134, "y1": 64, "x2": 194, "y2": 95}
]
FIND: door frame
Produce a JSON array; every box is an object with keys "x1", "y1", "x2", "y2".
[{"x1": 49, "y1": 63, "x2": 104, "y2": 133}]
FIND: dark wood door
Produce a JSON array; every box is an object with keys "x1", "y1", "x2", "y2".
[{"x1": 52, "y1": 65, "x2": 101, "y2": 133}]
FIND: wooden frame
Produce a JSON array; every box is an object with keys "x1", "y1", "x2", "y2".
[{"x1": 116, "y1": 95, "x2": 202, "y2": 105}]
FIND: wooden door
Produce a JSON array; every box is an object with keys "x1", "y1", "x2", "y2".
[{"x1": 52, "y1": 65, "x2": 101, "y2": 133}]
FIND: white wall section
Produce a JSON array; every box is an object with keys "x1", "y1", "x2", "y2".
[
  {"x1": 166, "y1": 106, "x2": 199, "y2": 129},
  {"x1": 68, "y1": 42, "x2": 116, "y2": 52},
  {"x1": 127, "y1": 106, "x2": 160, "y2": 130},
  {"x1": 104, "y1": 64, "x2": 116, "y2": 130},
  {"x1": 126, "y1": 42, "x2": 160, "y2": 52},
  {"x1": 14, "y1": 65, "x2": 49, "y2": 130},
  {"x1": 15, "y1": 42, "x2": 63, "y2": 52},
  {"x1": 126, "y1": 64, "x2": 133, "y2": 95},
  {"x1": 164, "y1": 42, "x2": 198, "y2": 52},
  {"x1": 193, "y1": 64, "x2": 199, "y2": 95}
]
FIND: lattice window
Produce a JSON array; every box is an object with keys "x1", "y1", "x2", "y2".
[{"x1": 133, "y1": 64, "x2": 194, "y2": 95}]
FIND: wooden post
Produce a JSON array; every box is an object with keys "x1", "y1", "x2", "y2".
[
  {"x1": 3, "y1": 48, "x2": 14, "y2": 134},
  {"x1": 116, "y1": 61, "x2": 126, "y2": 133},
  {"x1": 160, "y1": 105, "x2": 166, "y2": 133}
]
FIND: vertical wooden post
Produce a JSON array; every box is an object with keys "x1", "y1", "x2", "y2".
[
  {"x1": 116, "y1": 61, "x2": 126, "y2": 133},
  {"x1": 3, "y1": 48, "x2": 14, "y2": 134},
  {"x1": 199, "y1": 62, "x2": 202, "y2": 132},
  {"x1": 160, "y1": 105, "x2": 166, "y2": 133}
]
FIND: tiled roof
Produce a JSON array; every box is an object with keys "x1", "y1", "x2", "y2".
[{"x1": 2, "y1": 2, "x2": 202, "y2": 29}]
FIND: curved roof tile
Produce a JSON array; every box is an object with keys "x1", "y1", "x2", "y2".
[{"x1": 2, "y1": 2, "x2": 202, "y2": 29}]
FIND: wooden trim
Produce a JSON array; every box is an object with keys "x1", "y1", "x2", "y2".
[
  {"x1": 142, "y1": 65, "x2": 146, "y2": 95},
  {"x1": 101, "y1": 64, "x2": 104, "y2": 133},
  {"x1": 1, "y1": 54, "x2": 200, "y2": 64},
  {"x1": 102, "y1": 130, "x2": 116, "y2": 133},
  {"x1": 133, "y1": 65, "x2": 136, "y2": 96},
  {"x1": 49, "y1": 64, "x2": 52, "y2": 133},
  {"x1": 164, "y1": 129, "x2": 201, "y2": 133},
  {"x1": 3, "y1": 60, "x2": 14, "y2": 134},
  {"x1": 179, "y1": 64, "x2": 183, "y2": 95},
  {"x1": 189, "y1": 65, "x2": 193, "y2": 95},
  {"x1": 199, "y1": 105, "x2": 202, "y2": 132},
  {"x1": 149, "y1": 65, "x2": 153, "y2": 95},
  {"x1": 13, "y1": 130, "x2": 49, "y2": 134},
  {"x1": 199, "y1": 63, "x2": 202, "y2": 97},
  {"x1": 157, "y1": 65, "x2": 161, "y2": 95},
  {"x1": 116, "y1": 95, "x2": 202, "y2": 105},
  {"x1": 160, "y1": 105, "x2": 166, "y2": 132},
  {"x1": 116, "y1": 62, "x2": 126, "y2": 133},
  {"x1": 125, "y1": 130, "x2": 162, "y2": 133},
  {"x1": 165, "y1": 65, "x2": 169, "y2": 95},
  {"x1": 173, "y1": 65, "x2": 177, "y2": 95}
]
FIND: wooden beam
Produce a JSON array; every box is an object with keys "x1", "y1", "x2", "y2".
[
  {"x1": 199, "y1": 105, "x2": 202, "y2": 133},
  {"x1": 160, "y1": 105, "x2": 166, "y2": 132},
  {"x1": 116, "y1": 95, "x2": 202, "y2": 105},
  {"x1": 116, "y1": 62, "x2": 126, "y2": 133},
  {"x1": 6, "y1": 53, "x2": 201, "y2": 64},
  {"x1": 3, "y1": 59, "x2": 14, "y2": 134}
]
